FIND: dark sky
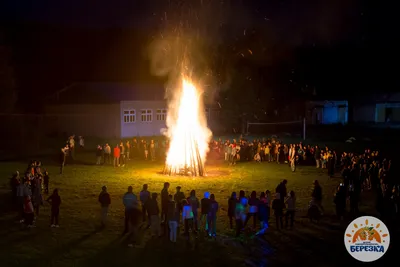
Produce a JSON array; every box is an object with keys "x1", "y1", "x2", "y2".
[
  {"x1": 2, "y1": 0, "x2": 399, "y2": 102},
  {"x1": 3, "y1": 1, "x2": 154, "y2": 28}
]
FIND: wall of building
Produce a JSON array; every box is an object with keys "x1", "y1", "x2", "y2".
[
  {"x1": 307, "y1": 101, "x2": 348, "y2": 124},
  {"x1": 375, "y1": 103, "x2": 400, "y2": 123},
  {"x1": 353, "y1": 105, "x2": 376, "y2": 122},
  {"x1": 44, "y1": 104, "x2": 121, "y2": 138},
  {"x1": 120, "y1": 101, "x2": 222, "y2": 137},
  {"x1": 120, "y1": 101, "x2": 168, "y2": 137}
]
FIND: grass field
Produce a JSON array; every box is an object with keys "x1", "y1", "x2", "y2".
[{"x1": 0, "y1": 153, "x2": 395, "y2": 267}]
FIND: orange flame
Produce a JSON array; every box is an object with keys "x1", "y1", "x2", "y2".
[{"x1": 164, "y1": 77, "x2": 212, "y2": 176}]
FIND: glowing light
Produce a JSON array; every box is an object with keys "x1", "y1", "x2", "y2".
[{"x1": 163, "y1": 77, "x2": 212, "y2": 176}]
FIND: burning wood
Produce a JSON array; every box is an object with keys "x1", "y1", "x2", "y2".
[{"x1": 163, "y1": 77, "x2": 212, "y2": 176}]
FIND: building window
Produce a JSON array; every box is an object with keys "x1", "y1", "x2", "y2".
[
  {"x1": 156, "y1": 109, "x2": 167, "y2": 121},
  {"x1": 123, "y1": 110, "x2": 136, "y2": 123},
  {"x1": 141, "y1": 109, "x2": 153, "y2": 122}
]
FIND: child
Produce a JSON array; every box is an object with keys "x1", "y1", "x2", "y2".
[
  {"x1": 207, "y1": 194, "x2": 219, "y2": 237},
  {"x1": 285, "y1": 191, "x2": 296, "y2": 228},
  {"x1": 272, "y1": 193, "x2": 284, "y2": 230},
  {"x1": 254, "y1": 152, "x2": 261, "y2": 163},
  {"x1": 43, "y1": 170, "x2": 50, "y2": 194},
  {"x1": 47, "y1": 188, "x2": 61, "y2": 227},
  {"x1": 24, "y1": 195, "x2": 35, "y2": 228},
  {"x1": 228, "y1": 192, "x2": 237, "y2": 229}
]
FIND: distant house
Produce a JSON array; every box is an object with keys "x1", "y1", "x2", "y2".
[
  {"x1": 44, "y1": 83, "x2": 219, "y2": 138},
  {"x1": 353, "y1": 93, "x2": 400, "y2": 123},
  {"x1": 306, "y1": 100, "x2": 349, "y2": 125}
]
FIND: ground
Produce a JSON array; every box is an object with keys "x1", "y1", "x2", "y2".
[{"x1": 0, "y1": 153, "x2": 395, "y2": 267}]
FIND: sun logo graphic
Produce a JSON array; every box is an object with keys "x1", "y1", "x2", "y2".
[{"x1": 344, "y1": 216, "x2": 390, "y2": 262}]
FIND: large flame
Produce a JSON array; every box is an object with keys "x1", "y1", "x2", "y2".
[{"x1": 164, "y1": 77, "x2": 212, "y2": 176}]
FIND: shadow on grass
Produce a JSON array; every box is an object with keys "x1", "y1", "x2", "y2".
[
  {"x1": 23, "y1": 227, "x2": 103, "y2": 267},
  {"x1": 0, "y1": 192, "x2": 16, "y2": 218},
  {"x1": 80, "y1": 230, "x2": 245, "y2": 267},
  {"x1": 0, "y1": 230, "x2": 41, "y2": 248}
]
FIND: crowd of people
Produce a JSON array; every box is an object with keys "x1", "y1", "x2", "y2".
[
  {"x1": 6, "y1": 164, "x2": 356, "y2": 249},
  {"x1": 8, "y1": 134, "x2": 399, "y2": 248},
  {"x1": 10, "y1": 161, "x2": 61, "y2": 228},
  {"x1": 107, "y1": 179, "x2": 324, "y2": 247},
  {"x1": 60, "y1": 135, "x2": 165, "y2": 172}
]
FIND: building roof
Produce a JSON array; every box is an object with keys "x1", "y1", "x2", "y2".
[{"x1": 50, "y1": 82, "x2": 166, "y2": 104}]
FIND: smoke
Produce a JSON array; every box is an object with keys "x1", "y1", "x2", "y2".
[
  {"x1": 147, "y1": 0, "x2": 359, "y2": 100},
  {"x1": 147, "y1": 0, "x2": 256, "y2": 102}
]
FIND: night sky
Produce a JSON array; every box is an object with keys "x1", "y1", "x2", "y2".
[{"x1": 2, "y1": 0, "x2": 399, "y2": 106}]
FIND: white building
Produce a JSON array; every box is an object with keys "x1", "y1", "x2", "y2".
[
  {"x1": 44, "y1": 83, "x2": 218, "y2": 138},
  {"x1": 120, "y1": 100, "x2": 168, "y2": 137}
]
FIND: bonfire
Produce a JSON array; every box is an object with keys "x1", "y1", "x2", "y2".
[{"x1": 163, "y1": 77, "x2": 212, "y2": 176}]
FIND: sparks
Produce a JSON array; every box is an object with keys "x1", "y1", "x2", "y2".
[{"x1": 163, "y1": 77, "x2": 212, "y2": 176}]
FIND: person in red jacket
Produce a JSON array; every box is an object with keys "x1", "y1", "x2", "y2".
[{"x1": 113, "y1": 144, "x2": 121, "y2": 167}]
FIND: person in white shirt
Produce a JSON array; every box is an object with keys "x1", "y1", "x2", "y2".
[
  {"x1": 103, "y1": 143, "x2": 111, "y2": 164},
  {"x1": 79, "y1": 136, "x2": 85, "y2": 149},
  {"x1": 285, "y1": 191, "x2": 296, "y2": 228},
  {"x1": 69, "y1": 135, "x2": 75, "y2": 161},
  {"x1": 230, "y1": 144, "x2": 237, "y2": 165}
]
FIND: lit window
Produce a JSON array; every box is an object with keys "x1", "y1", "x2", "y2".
[
  {"x1": 141, "y1": 109, "x2": 153, "y2": 122},
  {"x1": 156, "y1": 109, "x2": 167, "y2": 121},
  {"x1": 123, "y1": 110, "x2": 136, "y2": 123}
]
